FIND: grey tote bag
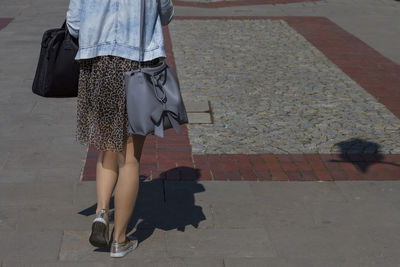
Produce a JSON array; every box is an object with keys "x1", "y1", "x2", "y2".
[{"x1": 124, "y1": 0, "x2": 188, "y2": 138}]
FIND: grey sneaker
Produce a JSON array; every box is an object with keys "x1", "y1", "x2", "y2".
[
  {"x1": 110, "y1": 235, "x2": 138, "y2": 258},
  {"x1": 89, "y1": 209, "x2": 110, "y2": 248}
]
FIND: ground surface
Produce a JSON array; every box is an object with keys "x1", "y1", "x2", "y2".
[{"x1": 1, "y1": 0, "x2": 400, "y2": 266}]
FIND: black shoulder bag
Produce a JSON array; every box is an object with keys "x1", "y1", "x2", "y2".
[{"x1": 32, "y1": 19, "x2": 79, "y2": 97}]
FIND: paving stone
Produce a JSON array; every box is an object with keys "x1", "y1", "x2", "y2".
[
  {"x1": 309, "y1": 198, "x2": 400, "y2": 229},
  {"x1": 31, "y1": 262, "x2": 112, "y2": 267},
  {"x1": 209, "y1": 198, "x2": 266, "y2": 228},
  {"x1": 162, "y1": 180, "x2": 214, "y2": 229},
  {"x1": 0, "y1": 181, "x2": 75, "y2": 206},
  {"x1": 223, "y1": 257, "x2": 288, "y2": 267},
  {"x1": 334, "y1": 180, "x2": 400, "y2": 203},
  {"x1": 15, "y1": 204, "x2": 93, "y2": 231},
  {"x1": 59, "y1": 229, "x2": 168, "y2": 261},
  {"x1": 58, "y1": 230, "x2": 103, "y2": 262},
  {"x1": 37, "y1": 167, "x2": 83, "y2": 182},
  {"x1": 187, "y1": 112, "x2": 212, "y2": 124},
  {"x1": 0, "y1": 230, "x2": 63, "y2": 262},
  {"x1": 0, "y1": 168, "x2": 39, "y2": 183},
  {"x1": 185, "y1": 100, "x2": 210, "y2": 112},
  {"x1": 0, "y1": 205, "x2": 18, "y2": 232},
  {"x1": 165, "y1": 228, "x2": 277, "y2": 258},
  {"x1": 110, "y1": 257, "x2": 224, "y2": 267},
  {"x1": 167, "y1": 180, "x2": 256, "y2": 204},
  {"x1": 248, "y1": 181, "x2": 347, "y2": 227}
]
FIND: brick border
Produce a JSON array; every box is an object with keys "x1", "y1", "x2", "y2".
[
  {"x1": 81, "y1": 16, "x2": 400, "y2": 181},
  {"x1": 0, "y1": 18, "x2": 13, "y2": 31},
  {"x1": 173, "y1": 0, "x2": 320, "y2": 8}
]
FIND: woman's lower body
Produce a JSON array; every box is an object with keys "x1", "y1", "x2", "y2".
[{"x1": 75, "y1": 55, "x2": 160, "y2": 254}]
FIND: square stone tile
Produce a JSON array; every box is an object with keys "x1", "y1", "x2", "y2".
[
  {"x1": 0, "y1": 230, "x2": 63, "y2": 261},
  {"x1": 165, "y1": 228, "x2": 277, "y2": 258},
  {"x1": 187, "y1": 113, "x2": 212, "y2": 124},
  {"x1": 0, "y1": 181, "x2": 75, "y2": 206},
  {"x1": 185, "y1": 100, "x2": 210, "y2": 113},
  {"x1": 59, "y1": 229, "x2": 168, "y2": 261}
]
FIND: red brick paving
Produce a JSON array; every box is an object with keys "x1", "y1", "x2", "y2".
[
  {"x1": 173, "y1": 0, "x2": 320, "y2": 8},
  {"x1": 0, "y1": 18, "x2": 13, "y2": 31},
  {"x1": 81, "y1": 16, "x2": 400, "y2": 182}
]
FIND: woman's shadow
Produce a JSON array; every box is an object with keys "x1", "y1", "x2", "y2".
[{"x1": 81, "y1": 166, "x2": 206, "y2": 250}]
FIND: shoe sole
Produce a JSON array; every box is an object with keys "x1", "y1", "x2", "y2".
[
  {"x1": 89, "y1": 221, "x2": 109, "y2": 248},
  {"x1": 110, "y1": 240, "x2": 138, "y2": 258}
]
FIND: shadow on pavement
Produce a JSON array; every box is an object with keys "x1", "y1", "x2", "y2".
[
  {"x1": 80, "y1": 168, "x2": 206, "y2": 247},
  {"x1": 333, "y1": 138, "x2": 400, "y2": 173}
]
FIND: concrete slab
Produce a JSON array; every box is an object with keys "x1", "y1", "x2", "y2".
[
  {"x1": 0, "y1": 230, "x2": 63, "y2": 262},
  {"x1": 0, "y1": 181, "x2": 75, "y2": 206},
  {"x1": 0, "y1": 205, "x2": 18, "y2": 232},
  {"x1": 58, "y1": 228, "x2": 168, "y2": 261},
  {"x1": 185, "y1": 100, "x2": 210, "y2": 112},
  {"x1": 110, "y1": 257, "x2": 224, "y2": 267},
  {"x1": 223, "y1": 257, "x2": 288, "y2": 267},
  {"x1": 187, "y1": 113, "x2": 212, "y2": 124},
  {"x1": 15, "y1": 204, "x2": 93, "y2": 231},
  {"x1": 165, "y1": 228, "x2": 277, "y2": 258}
]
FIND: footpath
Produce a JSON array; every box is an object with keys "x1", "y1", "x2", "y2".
[{"x1": 1, "y1": 0, "x2": 400, "y2": 266}]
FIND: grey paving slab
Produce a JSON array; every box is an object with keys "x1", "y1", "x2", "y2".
[
  {"x1": 309, "y1": 198, "x2": 400, "y2": 228},
  {"x1": 0, "y1": 205, "x2": 18, "y2": 232},
  {"x1": 224, "y1": 256, "x2": 400, "y2": 267},
  {"x1": 209, "y1": 199, "x2": 266, "y2": 228},
  {"x1": 0, "y1": 181, "x2": 75, "y2": 206},
  {"x1": 111, "y1": 256, "x2": 223, "y2": 267},
  {"x1": 166, "y1": 180, "x2": 256, "y2": 203},
  {"x1": 0, "y1": 168, "x2": 39, "y2": 183},
  {"x1": 15, "y1": 204, "x2": 93, "y2": 231},
  {"x1": 58, "y1": 230, "x2": 112, "y2": 262},
  {"x1": 31, "y1": 262, "x2": 112, "y2": 267},
  {"x1": 165, "y1": 228, "x2": 277, "y2": 258},
  {"x1": 249, "y1": 181, "x2": 400, "y2": 261},
  {"x1": 37, "y1": 166, "x2": 83, "y2": 183},
  {"x1": 0, "y1": 230, "x2": 63, "y2": 262},
  {"x1": 59, "y1": 229, "x2": 168, "y2": 261},
  {"x1": 223, "y1": 257, "x2": 288, "y2": 267},
  {"x1": 72, "y1": 180, "x2": 102, "y2": 207},
  {"x1": 184, "y1": 100, "x2": 210, "y2": 112},
  {"x1": 128, "y1": 180, "x2": 211, "y2": 231},
  {"x1": 187, "y1": 113, "x2": 212, "y2": 124},
  {"x1": 164, "y1": 180, "x2": 261, "y2": 228}
]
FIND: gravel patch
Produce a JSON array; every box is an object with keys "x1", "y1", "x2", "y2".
[{"x1": 169, "y1": 19, "x2": 400, "y2": 154}]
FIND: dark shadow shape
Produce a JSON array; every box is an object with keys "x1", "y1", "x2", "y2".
[
  {"x1": 333, "y1": 138, "x2": 400, "y2": 173},
  {"x1": 78, "y1": 166, "x2": 206, "y2": 251}
]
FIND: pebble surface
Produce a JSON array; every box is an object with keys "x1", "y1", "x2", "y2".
[{"x1": 168, "y1": 19, "x2": 400, "y2": 154}]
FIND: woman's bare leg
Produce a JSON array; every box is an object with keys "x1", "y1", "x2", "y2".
[
  {"x1": 96, "y1": 150, "x2": 119, "y2": 216},
  {"x1": 113, "y1": 134, "x2": 146, "y2": 243}
]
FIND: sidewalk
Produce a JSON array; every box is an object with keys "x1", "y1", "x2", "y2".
[{"x1": 1, "y1": 0, "x2": 400, "y2": 266}]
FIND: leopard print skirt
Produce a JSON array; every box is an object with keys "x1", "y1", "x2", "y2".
[{"x1": 75, "y1": 55, "x2": 160, "y2": 152}]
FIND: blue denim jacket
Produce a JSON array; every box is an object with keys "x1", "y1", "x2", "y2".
[{"x1": 66, "y1": 0, "x2": 174, "y2": 61}]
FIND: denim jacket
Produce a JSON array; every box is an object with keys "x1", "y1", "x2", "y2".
[{"x1": 66, "y1": 0, "x2": 174, "y2": 61}]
